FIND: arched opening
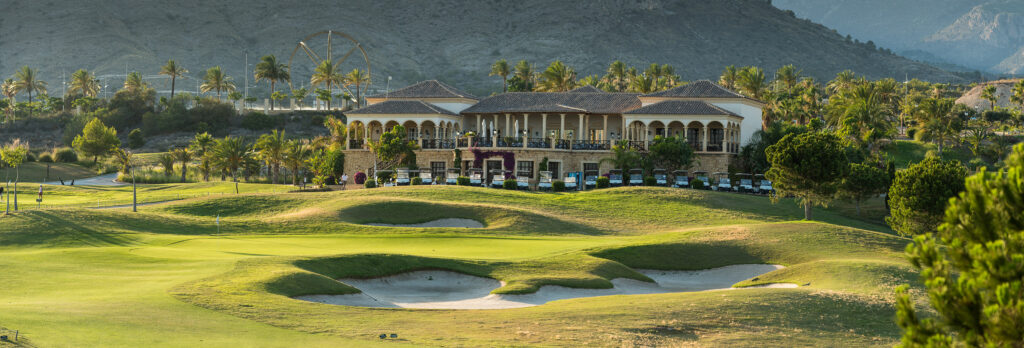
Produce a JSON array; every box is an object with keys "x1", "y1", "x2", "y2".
[
  {"x1": 648, "y1": 121, "x2": 666, "y2": 140},
  {"x1": 368, "y1": 121, "x2": 384, "y2": 142},
  {"x1": 686, "y1": 121, "x2": 704, "y2": 151},
  {"x1": 708, "y1": 121, "x2": 724, "y2": 152},
  {"x1": 667, "y1": 121, "x2": 686, "y2": 139}
]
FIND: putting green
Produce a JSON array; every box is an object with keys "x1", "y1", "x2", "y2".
[{"x1": 0, "y1": 185, "x2": 915, "y2": 347}]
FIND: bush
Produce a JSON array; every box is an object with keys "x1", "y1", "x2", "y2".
[
  {"x1": 644, "y1": 176, "x2": 656, "y2": 186},
  {"x1": 691, "y1": 180, "x2": 705, "y2": 189},
  {"x1": 457, "y1": 176, "x2": 471, "y2": 186},
  {"x1": 38, "y1": 153, "x2": 53, "y2": 163},
  {"x1": 24, "y1": 153, "x2": 36, "y2": 162},
  {"x1": 364, "y1": 180, "x2": 377, "y2": 189},
  {"x1": 968, "y1": 158, "x2": 987, "y2": 170},
  {"x1": 412, "y1": 177, "x2": 423, "y2": 185},
  {"x1": 596, "y1": 177, "x2": 610, "y2": 188},
  {"x1": 503, "y1": 178, "x2": 517, "y2": 189},
  {"x1": 127, "y1": 128, "x2": 145, "y2": 149},
  {"x1": 553, "y1": 180, "x2": 566, "y2": 192},
  {"x1": 55, "y1": 148, "x2": 78, "y2": 163},
  {"x1": 354, "y1": 172, "x2": 366, "y2": 184},
  {"x1": 241, "y1": 112, "x2": 279, "y2": 131}
]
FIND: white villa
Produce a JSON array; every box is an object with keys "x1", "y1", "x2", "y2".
[{"x1": 341, "y1": 80, "x2": 763, "y2": 183}]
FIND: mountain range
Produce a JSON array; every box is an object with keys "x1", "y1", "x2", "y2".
[
  {"x1": 0, "y1": 0, "x2": 967, "y2": 97},
  {"x1": 774, "y1": 0, "x2": 1024, "y2": 75}
]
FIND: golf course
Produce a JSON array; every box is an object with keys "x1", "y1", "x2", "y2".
[{"x1": 0, "y1": 184, "x2": 918, "y2": 347}]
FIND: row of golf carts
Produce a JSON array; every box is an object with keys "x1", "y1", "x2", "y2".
[{"x1": 384, "y1": 168, "x2": 773, "y2": 194}]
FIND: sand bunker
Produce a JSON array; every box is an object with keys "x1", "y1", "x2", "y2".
[
  {"x1": 296, "y1": 265, "x2": 796, "y2": 310},
  {"x1": 363, "y1": 218, "x2": 484, "y2": 228}
]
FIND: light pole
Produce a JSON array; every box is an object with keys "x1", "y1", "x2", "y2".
[{"x1": 386, "y1": 76, "x2": 392, "y2": 99}]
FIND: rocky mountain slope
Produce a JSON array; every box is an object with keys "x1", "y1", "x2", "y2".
[
  {"x1": 0, "y1": 0, "x2": 964, "y2": 97},
  {"x1": 774, "y1": 0, "x2": 1024, "y2": 74},
  {"x1": 956, "y1": 79, "x2": 1023, "y2": 112}
]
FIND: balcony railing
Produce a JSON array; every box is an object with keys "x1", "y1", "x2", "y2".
[
  {"x1": 554, "y1": 139, "x2": 571, "y2": 150},
  {"x1": 528, "y1": 138, "x2": 550, "y2": 149},
  {"x1": 349, "y1": 139, "x2": 364, "y2": 149},
  {"x1": 707, "y1": 143, "x2": 723, "y2": 152},
  {"x1": 571, "y1": 140, "x2": 610, "y2": 151}
]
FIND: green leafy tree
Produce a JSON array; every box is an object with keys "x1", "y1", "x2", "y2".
[
  {"x1": 200, "y1": 66, "x2": 236, "y2": 100},
  {"x1": 190, "y1": 132, "x2": 215, "y2": 181},
  {"x1": 254, "y1": 130, "x2": 286, "y2": 184},
  {"x1": 127, "y1": 128, "x2": 145, "y2": 149},
  {"x1": 1, "y1": 139, "x2": 29, "y2": 213},
  {"x1": 69, "y1": 69, "x2": 100, "y2": 97},
  {"x1": 282, "y1": 139, "x2": 310, "y2": 185},
  {"x1": 270, "y1": 91, "x2": 287, "y2": 107},
  {"x1": 291, "y1": 88, "x2": 309, "y2": 108},
  {"x1": 837, "y1": 163, "x2": 888, "y2": 216},
  {"x1": 765, "y1": 132, "x2": 849, "y2": 220},
  {"x1": 253, "y1": 55, "x2": 290, "y2": 110},
  {"x1": 171, "y1": 147, "x2": 192, "y2": 183},
  {"x1": 490, "y1": 59, "x2": 511, "y2": 92},
  {"x1": 212, "y1": 136, "x2": 250, "y2": 182},
  {"x1": 368, "y1": 124, "x2": 419, "y2": 173},
  {"x1": 895, "y1": 143, "x2": 1024, "y2": 347},
  {"x1": 159, "y1": 60, "x2": 188, "y2": 98},
  {"x1": 886, "y1": 157, "x2": 967, "y2": 236},
  {"x1": 648, "y1": 135, "x2": 696, "y2": 172},
  {"x1": 72, "y1": 118, "x2": 121, "y2": 164},
  {"x1": 314, "y1": 88, "x2": 332, "y2": 109},
  {"x1": 123, "y1": 72, "x2": 146, "y2": 93},
  {"x1": 600, "y1": 140, "x2": 641, "y2": 174},
  {"x1": 158, "y1": 152, "x2": 175, "y2": 176}
]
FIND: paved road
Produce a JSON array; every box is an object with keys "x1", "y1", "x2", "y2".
[{"x1": 43, "y1": 173, "x2": 126, "y2": 186}]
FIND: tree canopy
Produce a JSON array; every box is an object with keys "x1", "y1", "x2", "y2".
[
  {"x1": 72, "y1": 118, "x2": 121, "y2": 163},
  {"x1": 887, "y1": 156, "x2": 967, "y2": 236},
  {"x1": 765, "y1": 132, "x2": 849, "y2": 220}
]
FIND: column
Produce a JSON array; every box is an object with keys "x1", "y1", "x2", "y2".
[
  {"x1": 346, "y1": 124, "x2": 352, "y2": 150},
  {"x1": 505, "y1": 113, "x2": 511, "y2": 139},
  {"x1": 476, "y1": 114, "x2": 481, "y2": 133},
  {"x1": 523, "y1": 113, "x2": 530, "y2": 149},
  {"x1": 701, "y1": 126, "x2": 708, "y2": 152},
  {"x1": 559, "y1": 114, "x2": 566, "y2": 139},
  {"x1": 644, "y1": 124, "x2": 650, "y2": 149},
  {"x1": 722, "y1": 125, "x2": 728, "y2": 153},
  {"x1": 683, "y1": 124, "x2": 688, "y2": 142},
  {"x1": 602, "y1": 115, "x2": 608, "y2": 142},
  {"x1": 541, "y1": 114, "x2": 548, "y2": 141},
  {"x1": 578, "y1": 114, "x2": 584, "y2": 141}
]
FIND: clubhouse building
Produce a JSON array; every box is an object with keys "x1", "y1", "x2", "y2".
[{"x1": 341, "y1": 80, "x2": 763, "y2": 183}]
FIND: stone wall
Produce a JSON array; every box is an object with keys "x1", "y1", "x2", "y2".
[{"x1": 342, "y1": 148, "x2": 736, "y2": 184}]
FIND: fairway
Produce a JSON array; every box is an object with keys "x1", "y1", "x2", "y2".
[{"x1": 0, "y1": 185, "x2": 916, "y2": 347}]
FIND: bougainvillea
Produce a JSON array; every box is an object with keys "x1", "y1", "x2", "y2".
[
  {"x1": 354, "y1": 171, "x2": 366, "y2": 184},
  {"x1": 470, "y1": 149, "x2": 516, "y2": 174}
]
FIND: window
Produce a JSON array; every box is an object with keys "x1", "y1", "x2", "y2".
[
  {"x1": 548, "y1": 161, "x2": 561, "y2": 179},
  {"x1": 516, "y1": 161, "x2": 534, "y2": 178},
  {"x1": 430, "y1": 162, "x2": 445, "y2": 178},
  {"x1": 583, "y1": 162, "x2": 598, "y2": 174}
]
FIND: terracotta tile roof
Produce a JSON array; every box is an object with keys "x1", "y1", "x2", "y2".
[
  {"x1": 625, "y1": 100, "x2": 741, "y2": 117},
  {"x1": 346, "y1": 100, "x2": 458, "y2": 116},
  {"x1": 462, "y1": 92, "x2": 641, "y2": 114},
  {"x1": 366, "y1": 80, "x2": 478, "y2": 100},
  {"x1": 643, "y1": 80, "x2": 746, "y2": 99}
]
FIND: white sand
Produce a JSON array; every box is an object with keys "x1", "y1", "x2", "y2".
[
  {"x1": 364, "y1": 218, "x2": 484, "y2": 228},
  {"x1": 295, "y1": 265, "x2": 796, "y2": 310}
]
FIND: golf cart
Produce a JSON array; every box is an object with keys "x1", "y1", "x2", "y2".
[
  {"x1": 584, "y1": 170, "x2": 599, "y2": 189},
  {"x1": 468, "y1": 168, "x2": 484, "y2": 186},
  {"x1": 712, "y1": 172, "x2": 733, "y2": 191},
  {"x1": 693, "y1": 171, "x2": 711, "y2": 189},
  {"x1": 516, "y1": 171, "x2": 531, "y2": 190},
  {"x1": 445, "y1": 168, "x2": 460, "y2": 185},
  {"x1": 538, "y1": 171, "x2": 553, "y2": 190},
  {"x1": 755, "y1": 174, "x2": 773, "y2": 195},
  {"x1": 396, "y1": 168, "x2": 412, "y2": 185},
  {"x1": 418, "y1": 171, "x2": 433, "y2": 185},
  {"x1": 628, "y1": 169, "x2": 643, "y2": 186},
  {"x1": 653, "y1": 169, "x2": 668, "y2": 186},
  {"x1": 608, "y1": 169, "x2": 624, "y2": 187},
  {"x1": 735, "y1": 173, "x2": 754, "y2": 193},
  {"x1": 489, "y1": 169, "x2": 508, "y2": 188},
  {"x1": 672, "y1": 170, "x2": 689, "y2": 188}
]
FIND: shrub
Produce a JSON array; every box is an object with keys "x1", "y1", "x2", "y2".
[
  {"x1": 457, "y1": 176, "x2": 471, "y2": 186},
  {"x1": 55, "y1": 148, "x2": 78, "y2": 163},
  {"x1": 503, "y1": 178, "x2": 517, "y2": 189},
  {"x1": 241, "y1": 112, "x2": 279, "y2": 131},
  {"x1": 127, "y1": 128, "x2": 145, "y2": 149},
  {"x1": 968, "y1": 158, "x2": 987, "y2": 170},
  {"x1": 354, "y1": 171, "x2": 366, "y2": 184},
  {"x1": 412, "y1": 177, "x2": 423, "y2": 185},
  {"x1": 644, "y1": 176, "x2": 656, "y2": 186},
  {"x1": 364, "y1": 180, "x2": 377, "y2": 189},
  {"x1": 691, "y1": 180, "x2": 705, "y2": 189},
  {"x1": 25, "y1": 152, "x2": 36, "y2": 162},
  {"x1": 553, "y1": 180, "x2": 566, "y2": 192},
  {"x1": 38, "y1": 153, "x2": 53, "y2": 163},
  {"x1": 596, "y1": 177, "x2": 610, "y2": 188}
]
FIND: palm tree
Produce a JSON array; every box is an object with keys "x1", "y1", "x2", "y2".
[
  {"x1": 981, "y1": 85, "x2": 998, "y2": 111},
  {"x1": 736, "y1": 66, "x2": 767, "y2": 101},
  {"x1": 310, "y1": 60, "x2": 343, "y2": 109},
  {"x1": 200, "y1": 66, "x2": 236, "y2": 100},
  {"x1": 827, "y1": 70, "x2": 857, "y2": 96},
  {"x1": 628, "y1": 74, "x2": 655, "y2": 94},
  {"x1": 253, "y1": 55, "x2": 290, "y2": 110},
  {"x1": 282, "y1": 139, "x2": 310, "y2": 185},
  {"x1": 600, "y1": 140, "x2": 641, "y2": 174},
  {"x1": 537, "y1": 60, "x2": 576, "y2": 92},
  {"x1": 69, "y1": 69, "x2": 100, "y2": 97},
  {"x1": 606, "y1": 60, "x2": 628, "y2": 92},
  {"x1": 254, "y1": 130, "x2": 286, "y2": 184},
  {"x1": 323, "y1": 115, "x2": 347, "y2": 149},
  {"x1": 212, "y1": 136, "x2": 250, "y2": 182},
  {"x1": 343, "y1": 69, "x2": 370, "y2": 108},
  {"x1": 1011, "y1": 80, "x2": 1024, "y2": 111},
  {"x1": 159, "y1": 60, "x2": 188, "y2": 98},
  {"x1": 914, "y1": 98, "x2": 957, "y2": 153},
  {"x1": 13, "y1": 66, "x2": 47, "y2": 107},
  {"x1": 2, "y1": 79, "x2": 18, "y2": 122},
  {"x1": 514, "y1": 60, "x2": 535, "y2": 87},
  {"x1": 190, "y1": 132, "x2": 215, "y2": 181},
  {"x1": 719, "y1": 65, "x2": 739, "y2": 91},
  {"x1": 170, "y1": 147, "x2": 192, "y2": 183},
  {"x1": 775, "y1": 64, "x2": 801, "y2": 91},
  {"x1": 123, "y1": 72, "x2": 146, "y2": 93},
  {"x1": 490, "y1": 59, "x2": 511, "y2": 92},
  {"x1": 836, "y1": 84, "x2": 893, "y2": 152}
]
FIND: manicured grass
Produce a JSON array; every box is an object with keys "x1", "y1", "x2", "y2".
[
  {"x1": 884, "y1": 140, "x2": 973, "y2": 168},
  {"x1": 2, "y1": 162, "x2": 97, "y2": 182},
  {"x1": 0, "y1": 184, "x2": 917, "y2": 347}
]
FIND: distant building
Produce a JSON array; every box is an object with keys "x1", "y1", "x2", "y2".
[{"x1": 342, "y1": 80, "x2": 763, "y2": 182}]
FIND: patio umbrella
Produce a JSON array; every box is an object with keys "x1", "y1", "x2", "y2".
[{"x1": 514, "y1": 120, "x2": 519, "y2": 138}]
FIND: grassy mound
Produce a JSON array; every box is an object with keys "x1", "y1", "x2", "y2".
[{"x1": 157, "y1": 195, "x2": 312, "y2": 217}]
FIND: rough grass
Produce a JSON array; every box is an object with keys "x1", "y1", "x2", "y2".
[{"x1": 2, "y1": 162, "x2": 96, "y2": 182}]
